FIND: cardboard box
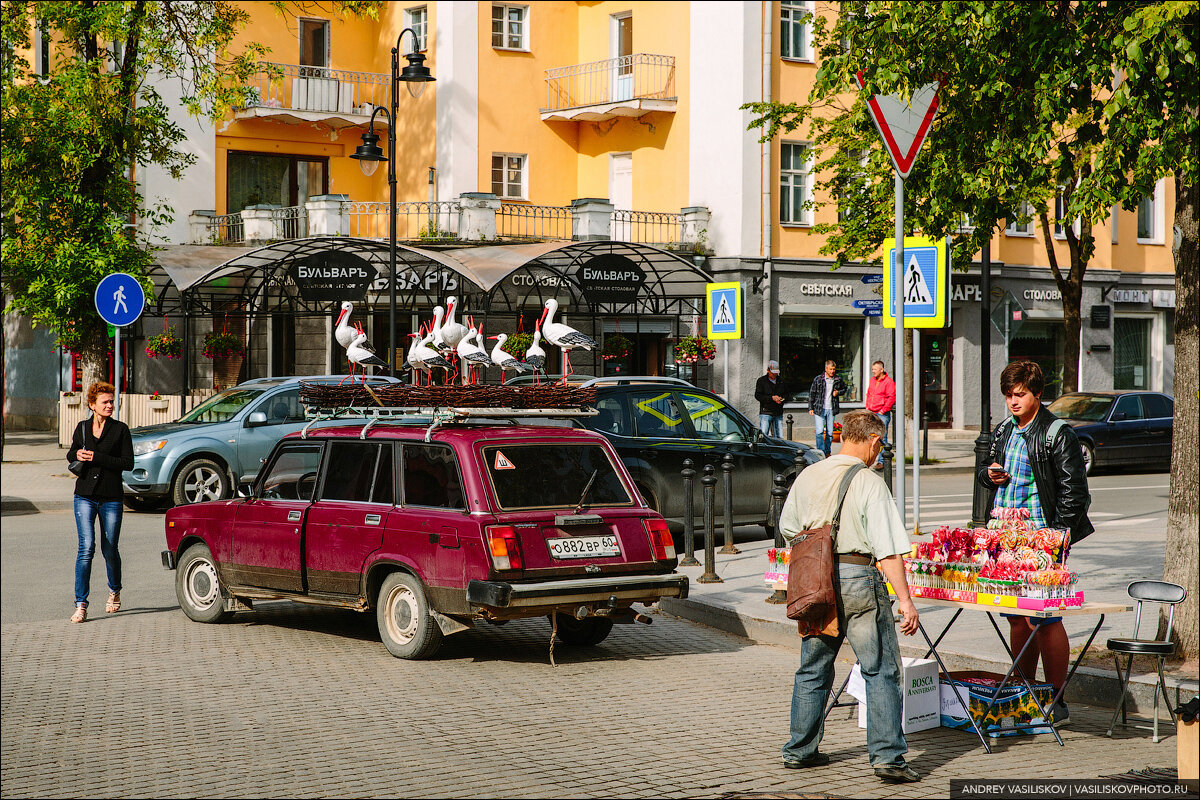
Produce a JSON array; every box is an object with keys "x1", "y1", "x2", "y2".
[
  {"x1": 848, "y1": 658, "x2": 941, "y2": 734},
  {"x1": 939, "y1": 670, "x2": 1054, "y2": 737},
  {"x1": 1016, "y1": 592, "x2": 1085, "y2": 611},
  {"x1": 1179, "y1": 718, "x2": 1198, "y2": 780}
]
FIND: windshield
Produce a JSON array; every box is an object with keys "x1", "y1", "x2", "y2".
[
  {"x1": 1048, "y1": 394, "x2": 1113, "y2": 422},
  {"x1": 179, "y1": 389, "x2": 265, "y2": 424},
  {"x1": 482, "y1": 444, "x2": 631, "y2": 510}
]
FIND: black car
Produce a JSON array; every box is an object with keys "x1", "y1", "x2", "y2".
[
  {"x1": 572, "y1": 377, "x2": 823, "y2": 534},
  {"x1": 1046, "y1": 391, "x2": 1174, "y2": 474}
]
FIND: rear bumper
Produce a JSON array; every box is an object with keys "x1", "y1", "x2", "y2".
[{"x1": 467, "y1": 573, "x2": 689, "y2": 609}]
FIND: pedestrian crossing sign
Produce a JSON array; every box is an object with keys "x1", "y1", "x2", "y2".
[
  {"x1": 706, "y1": 282, "x2": 743, "y2": 340},
  {"x1": 882, "y1": 236, "x2": 951, "y2": 329}
]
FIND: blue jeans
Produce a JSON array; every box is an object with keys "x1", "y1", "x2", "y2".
[
  {"x1": 813, "y1": 409, "x2": 836, "y2": 455},
  {"x1": 783, "y1": 563, "x2": 909, "y2": 768},
  {"x1": 874, "y1": 410, "x2": 893, "y2": 465},
  {"x1": 73, "y1": 495, "x2": 123, "y2": 605},
  {"x1": 759, "y1": 413, "x2": 783, "y2": 438}
]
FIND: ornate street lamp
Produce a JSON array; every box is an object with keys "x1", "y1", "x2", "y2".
[{"x1": 351, "y1": 28, "x2": 434, "y2": 377}]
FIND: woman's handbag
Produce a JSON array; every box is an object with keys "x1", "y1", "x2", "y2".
[
  {"x1": 785, "y1": 463, "x2": 866, "y2": 633},
  {"x1": 68, "y1": 460, "x2": 86, "y2": 477}
]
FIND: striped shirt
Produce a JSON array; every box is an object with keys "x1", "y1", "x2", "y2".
[{"x1": 994, "y1": 419, "x2": 1047, "y2": 528}]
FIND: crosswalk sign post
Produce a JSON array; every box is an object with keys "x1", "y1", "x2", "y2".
[
  {"x1": 706, "y1": 282, "x2": 742, "y2": 400},
  {"x1": 881, "y1": 236, "x2": 951, "y2": 329}
]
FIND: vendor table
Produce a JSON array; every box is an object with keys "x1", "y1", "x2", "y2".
[{"x1": 826, "y1": 597, "x2": 1132, "y2": 753}]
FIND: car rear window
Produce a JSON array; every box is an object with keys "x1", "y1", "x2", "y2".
[{"x1": 482, "y1": 444, "x2": 632, "y2": 510}]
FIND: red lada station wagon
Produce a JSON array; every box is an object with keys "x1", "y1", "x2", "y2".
[{"x1": 161, "y1": 419, "x2": 688, "y2": 659}]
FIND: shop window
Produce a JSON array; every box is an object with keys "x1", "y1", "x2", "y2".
[
  {"x1": 1008, "y1": 319, "x2": 1066, "y2": 401},
  {"x1": 781, "y1": 1, "x2": 813, "y2": 61},
  {"x1": 226, "y1": 152, "x2": 328, "y2": 213},
  {"x1": 405, "y1": 6, "x2": 428, "y2": 51},
  {"x1": 780, "y1": 142, "x2": 813, "y2": 225},
  {"x1": 1113, "y1": 317, "x2": 1152, "y2": 390},
  {"x1": 490, "y1": 153, "x2": 527, "y2": 199},
  {"x1": 492, "y1": 4, "x2": 529, "y2": 50},
  {"x1": 779, "y1": 316, "x2": 864, "y2": 404}
]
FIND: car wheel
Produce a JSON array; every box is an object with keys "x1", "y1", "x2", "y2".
[
  {"x1": 123, "y1": 495, "x2": 165, "y2": 512},
  {"x1": 172, "y1": 458, "x2": 230, "y2": 506},
  {"x1": 376, "y1": 572, "x2": 443, "y2": 659},
  {"x1": 1080, "y1": 442, "x2": 1095, "y2": 475},
  {"x1": 175, "y1": 543, "x2": 232, "y2": 624},
  {"x1": 551, "y1": 613, "x2": 614, "y2": 646}
]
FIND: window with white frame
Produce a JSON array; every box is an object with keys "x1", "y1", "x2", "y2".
[
  {"x1": 781, "y1": 1, "x2": 813, "y2": 60},
  {"x1": 34, "y1": 20, "x2": 51, "y2": 76},
  {"x1": 780, "y1": 142, "x2": 813, "y2": 225},
  {"x1": 1054, "y1": 192, "x2": 1079, "y2": 238},
  {"x1": 837, "y1": 148, "x2": 869, "y2": 222},
  {"x1": 491, "y1": 153, "x2": 527, "y2": 199},
  {"x1": 1137, "y1": 180, "x2": 1163, "y2": 242},
  {"x1": 1006, "y1": 201, "x2": 1033, "y2": 236},
  {"x1": 958, "y1": 213, "x2": 975, "y2": 232},
  {"x1": 405, "y1": 6, "x2": 428, "y2": 51},
  {"x1": 492, "y1": 4, "x2": 529, "y2": 50}
]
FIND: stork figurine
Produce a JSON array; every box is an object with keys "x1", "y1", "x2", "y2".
[
  {"x1": 345, "y1": 330, "x2": 389, "y2": 379},
  {"x1": 412, "y1": 328, "x2": 454, "y2": 384},
  {"x1": 405, "y1": 326, "x2": 427, "y2": 385},
  {"x1": 488, "y1": 333, "x2": 528, "y2": 383},
  {"x1": 440, "y1": 296, "x2": 470, "y2": 352},
  {"x1": 457, "y1": 324, "x2": 492, "y2": 385},
  {"x1": 333, "y1": 301, "x2": 359, "y2": 378},
  {"x1": 524, "y1": 329, "x2": 547, "y2": 385},
  {"x1": 539, "y1": 298, "x2": 596, "y2": 382}
]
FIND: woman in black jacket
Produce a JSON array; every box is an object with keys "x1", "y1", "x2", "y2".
[{"x1": 66, "y1": 382, "x2": 134, "y2": 623}]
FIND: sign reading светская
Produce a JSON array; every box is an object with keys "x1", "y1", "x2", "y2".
[{"x1": 288, "y1": 251, "x2": 378, "y2": 301}]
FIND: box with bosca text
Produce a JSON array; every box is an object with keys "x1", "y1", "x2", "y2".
[{"x1": 848, "y1": 658, "x2": 940, "y2": 734}]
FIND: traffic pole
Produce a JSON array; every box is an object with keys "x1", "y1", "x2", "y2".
[
  {"x1": 894, "y1": 173, "x2": 906, "y2": 527},
  {"x1": 913, "y1": 327, "x2": 920, "y2": 533},
  {"x1": 114, "y1": 325, "x2": 121, "y2": 419}
]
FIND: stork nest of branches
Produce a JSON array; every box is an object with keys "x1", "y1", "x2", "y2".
[{"x1": 299, "y1": 382, "x2": 596, "y2": 410}]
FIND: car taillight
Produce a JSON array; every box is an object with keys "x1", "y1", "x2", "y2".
[
  {"x1": 644, "y1": 518, "x2": 675, "y2": 560},
  {"x1": 486, "y1": 525, "x2": 523, "y2": 570}
]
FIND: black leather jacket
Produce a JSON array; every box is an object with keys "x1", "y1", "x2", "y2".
[{"x1": 975, "y1": 405, "x2": 1094, "y2": 543}]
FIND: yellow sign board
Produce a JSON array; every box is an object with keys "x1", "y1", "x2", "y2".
[
  {"x1": 882, "y1": 236, "x2": 951, "y2": 329},
  {"x1": 706, "y1": 282, "x2": 742, "y2": 340}
]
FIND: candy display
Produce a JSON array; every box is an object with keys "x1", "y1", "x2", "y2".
[{"x1": 764, "y1": 547, "x2": 789, "y2": 585}]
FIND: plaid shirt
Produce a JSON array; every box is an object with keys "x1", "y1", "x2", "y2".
[{"x1": 993, "y1": 420, "x2": 1048, "y2": 528}]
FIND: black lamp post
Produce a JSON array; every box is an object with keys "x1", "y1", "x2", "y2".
[{"x1": 351, "y1": 28, "x2": 434, "y2": 377}]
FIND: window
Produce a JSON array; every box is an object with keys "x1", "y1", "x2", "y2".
[
  {"x1": 1111, "y1": 394, "x2": 1144, "y2": 420},
  {"x1": 1137, "y1": 180, "x2": 1163, "y2": 242},
  {"x1": 1008, "y1": 320, "x2": 1066, "y2": 400},
  {"x1": 680, "y1": 393, "x2": 750, "y2": 442},
  {"x1": 779, "y1": 317, "x2": 864, "y2": 403},
  {"x1": 1053, "y1": 192, "x2": 1078, "y2": 238},
  {"x1": 1006, "y1": 201, "x2": 1033, "y2": 236},
  {"x1": 958, "y1": 213, "x2": 975, "y2": 232},
  {"x1": 491, "y1": 4, "x2": 529, "y2": 50},
  {"x1": 630, "y1": 392, "x2": 688, "y2": 439},
  {"x1": 490, "y1": 153, "x2": 527, "y2": 199},
  {"x1": 780, "y1": 142, "x2": 812, "y2": 225},
  {"x1": 402, "y1": 444, "x2": 464, "y2": 509},
  {"x1": 837, "y1": 148, "x2": 870, "y2": 223},
  {"x1": 1114, "y1": 317, "x2": 1152, "y2": 390},
  {"x1": 590, "y1": 395, "x2": 631, "y2": 436},
  {"x1": 252, "y1": 389, "x2": 305, "y2": 425},
  {"x1": 321, "y1": 441, "x2": 393, "y2": 504},
  {"x1": 226, "y1": 152, "x2": 328, "y2": 212},
  {"x1": 299, "y1": 19, "x2": 329, "y2": 68},
  {"x1": 1142, "y1": 394, "x2": 1172, "y2": 420},
  {"x1": 260, "y1": 444, "x2": 323, "y2": 502},
  {"x1": 179, "y1": 389, "x2": 265, "y2": 424},
  {"x1": 405, "y1": 6, "x2": 428, "y2": 51},
  {"x1": 483, "y1": 444, "x2": 631, "y2": 510},
  {"x1": 34, "y1": 20, "x2": 50, "y2": 76},
  {"x1": 781, "y1": 1, "x2": 813, "y2": 60}
]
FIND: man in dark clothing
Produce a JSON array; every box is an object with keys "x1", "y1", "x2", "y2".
[
  {"x1": 809, "y1": 360, "x2": 848, "y2": 456},
  {"x1": 756, "y1": 360, "x2": 786, "y2": 437}
]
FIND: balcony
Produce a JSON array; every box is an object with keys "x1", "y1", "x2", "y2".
[
  {"x1": 233, "y1": 63, "x2": 390, "y2": 130},
  {"x1": 541, "y1": 54, "x2": 677, "y2": 122}
]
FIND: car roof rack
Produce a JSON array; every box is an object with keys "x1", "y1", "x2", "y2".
[
  {"x1": 301, "y1": 405, "x2": 597, "y2": 442},
  {"x1": 578, "y1": 376, "x2": 693, "y2": 388}
]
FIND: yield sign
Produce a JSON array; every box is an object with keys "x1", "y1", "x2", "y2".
[{"x1": 855, "y1": 72, "x2": 939, "y2": 179}]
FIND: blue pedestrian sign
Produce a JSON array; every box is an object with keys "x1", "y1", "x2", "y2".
[
  {"x1": 882, "y1": 236, "x2": 950, "y2": 329},
  {"x1": 94, "y1": 273, "x2": 145, "y2": 327},
  {"x1": 706, "y1": 282, "x2": 743, "y2": 340}
]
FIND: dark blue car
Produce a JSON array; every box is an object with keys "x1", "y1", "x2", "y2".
[{"x1": 1046, "y1": 391, "x2": 1174, "y2": 474}]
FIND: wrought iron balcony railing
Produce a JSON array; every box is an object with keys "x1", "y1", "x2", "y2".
[{"x1": 542, "y1": 54, "x2": 677, "y2": 119}]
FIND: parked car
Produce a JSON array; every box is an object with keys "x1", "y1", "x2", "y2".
[
  {"x1": 124, "y1": 375, "x2": 399, "y2": 509},
  {"x1": 1046, "y1": 391, "x2": 1174, "y2": 474},
  {"x1": 568, "y1": 377, "x2": 824, "y2": 533},
  {"x1": 161, "y1": 419, "x2": 688, "y2": 659}
]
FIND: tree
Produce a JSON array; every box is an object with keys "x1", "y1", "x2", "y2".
[{"x1": 745, "y1": 1, "x2": 1198, "y2": 655}]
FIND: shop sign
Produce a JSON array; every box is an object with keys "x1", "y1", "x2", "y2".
[
  {"x1": 576, "y1": 254, "x2": 646, "y2": 303},
  {"x1": 1152, "y1": 290, "x2": 1176, "y2": 308},
  {"x1": 1024, "y1": 288, "x2": 1061, "y2": 302},
  {"x1": 798, "y1": 282, "x2": 853, "y2": 297},
  {"x1": 1112, "y1": 289, "x2": 1151, "y2": 304},
  {"x1": 952, "y1": 283, "x2": 982, "y2": 303},
  {"x1": 370, "y1": 269, "x2": 460, "y2": 293},
  {"x1": 289, "y1": 251, "x2": 378, "y2": 301}
]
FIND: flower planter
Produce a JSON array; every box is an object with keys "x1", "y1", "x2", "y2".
[
  {"x1": 149, "y1": 399, "x2": 169, "y2": 410},
  {"x1": 832, "y1": 432, "x2": 842, "y2": 443}
]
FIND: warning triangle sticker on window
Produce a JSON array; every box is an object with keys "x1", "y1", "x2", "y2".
[
  {"x1": 493, "y1": 451, "x2": 515, "y2": 470},
  {"x1": 904, "y1": 255, "x2": 933, "y2": 304}
]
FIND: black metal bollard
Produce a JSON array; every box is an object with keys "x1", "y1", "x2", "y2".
[
  {"x1": 881, "y1": 442, "x2": 895, "y2": 491},
  {"x1": 766, "y1": 473, "x2": 790, "y2": 604},
  {"x1": 698, "y1": 465, "x2": 722, "y2": 583},
  {"x1": 679, "y1": 458, "x2": 699, "y2": 566},
  {"x1": 719, "y1": 453, "x2": 739, "y2": 554},
  {"x1": 923, "y1": 411, "x2": 929, "y2": 465},
  {"x1": 794, "y1": 450, "x2": 807, "y2": 475},
  {"x1": 785, "y1": 413, "x2": 794, "y2": 440},
  {"x1": 971, "y1": 430, "x2": 992, "y2": 527}
]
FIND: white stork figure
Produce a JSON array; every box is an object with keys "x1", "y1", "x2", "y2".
[
  {"x1": 405, "y1": 328, "x2": 427, "y2": 385},
  {"x1": 429, "y1": 305, "x2": 450, "y2": 354},
  {"x1": 333, "y1": 301, "x2": 359, "y2": 378},
  {"x1": 524, "y1": 329, "x2": 547, "y2": 385},
  {"x1": 539, "y1": 298, "x2": 596, "y2": 381},
  {"x1": 457, "y1": 325, "x2": 492, "y2": 385},
  {"x1": 412, "y1": 329, "x2": 454, "y2": 383},
  {"x1": 488, "y1": 333, "x2": 528, "y2": 382},
  {"x1": 441, "y1": 296, "x2": 469, "y2": 351},
  {"x1": 346, "y1": 331, "x2": 389, "y2": 378}
]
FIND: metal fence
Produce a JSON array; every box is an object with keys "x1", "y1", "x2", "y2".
[
  {"x1": 543, "y1": 54, "x2": 676, "y2": 111},
  {"x1": 272, "y1": 205, "x2": 307, "y2": 239},
  {"x1": 496, "y1": 203, "x2": 573, "y2": 240},
  {"x1": 611, "y1": 209, "x2": 683, "y2": 248},
  {"x1": 206, "y1": 213, "x2": 245, "y2": 244},
  {"x1": 344, "y1": 201, "x2": 461, "y2": 242},
  {"x1": 242, "y1": 62, "x2": 389, "y2": 116}
]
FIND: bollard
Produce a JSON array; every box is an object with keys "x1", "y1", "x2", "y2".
[
  {"x1": 679, "y1": 459, "x2": 699, "y2": 566},
  {"x1": 882, "y1": 442, "x2": 895, "y2": 492},
  {"x1": 766, "y1": 473, "x2": 790, "y2": 604},
  {"x1": 697, "y1": 465, "x2": 722, "y2": 583},
  {"x1": 719, "y1": 453, "x2": 740, "y2": 554},
  {"x1": 794, "y1": 450, "x2": 807, "y2": 475},
  {"x1": 786, "y1": 413, "x2": 794, "y2": 440}
]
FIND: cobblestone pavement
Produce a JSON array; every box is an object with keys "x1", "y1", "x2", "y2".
[{"x1": 1, "y1": 597, "x2": 1175, "y2": 799}]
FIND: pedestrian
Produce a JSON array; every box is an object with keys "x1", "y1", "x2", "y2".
[
  {"x1": 755, "y1": 359, "x2": 786, "y2": 438},
  {"x1": 779, "y1": 410, "x2": 921, "y2": 783},
  {"x1": 977, "y1": 360, "x2": 1093, "y2": 727},
  {"x1": 808, "y1": 360, "x2": 847, "y2": 457},
  {"x1": 66, "y1": 381, "x2": 133, "y2": 623},
  {"x1": 865, "y1": 360, "x2": 896, "y2": 470}
]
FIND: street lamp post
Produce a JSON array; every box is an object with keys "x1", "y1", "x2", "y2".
[{"x1": 351, "y1": 28, "x2": 434, "y2": 378}]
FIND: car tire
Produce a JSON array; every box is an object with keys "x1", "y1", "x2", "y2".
[
  {"x1": 376, "y1": 572, "x2": 443, "y2": 659},
  {"x1": 175, "y1": 543, "x2": 232, "y2": 624},
  {"x1": 1080, "y1": 442, "x2": 1096, "y2": 475},
  {"x1": 551, "y1": 613, "x2": 614, "y2": 646},
  {"x1": 123, "y1": 495, "x2": 165, "y2": 512},
  {"x1": 172, "y1": 458, "x2": 230, "y2": 506}
]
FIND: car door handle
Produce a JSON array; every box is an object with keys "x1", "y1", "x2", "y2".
[
  {"x1": 364, "y1": 514, "x2": 381, "y2": 525},
  {"x1": 288, "y1": 510, "x2": 302, "y2": 521},
  {"x1": 640, "y1": 449, "x2": 658, "y2": 459}
]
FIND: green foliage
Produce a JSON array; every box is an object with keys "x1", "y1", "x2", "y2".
[
  {"x1": 202, "y1": 330, "x2": 244, "y2": 359},
  {"x1": 673, "y1": 336, "x2": 715, "y2": 363},
  {"x1": 600, "y1": 332, "x2": 633, "y2": 361},
  {"x1": 503, "y1": 331, "x2": 534, "y2": 360},
  {"x1": 145, "y1": 325, "x2": 183, "y2": 359}
]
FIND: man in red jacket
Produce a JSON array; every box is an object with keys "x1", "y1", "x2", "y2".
[{"x1": 865, "y1": 361, "x2": 896, "y2": 470}]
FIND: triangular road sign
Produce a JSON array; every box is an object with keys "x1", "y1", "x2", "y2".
[
  {"x1": 493, "y1": 451, "x2": 515, "y2": 470},
  {"x1": 855, "y1": 72, "x2": 939, "y2": 179},
  {"x1": 713, "y1": 295, "x2": 733, "y2": 325},
  {"x1": 904, "y1": 255, "x2": 933, "y2": 304}
]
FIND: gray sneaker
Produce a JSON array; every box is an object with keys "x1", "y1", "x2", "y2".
[
  {"x1": 1050, "y1": 702, "x2": 1071, "y2": 728},
  {"x1": 874, "y1": 763, "x2": 921, "y2": 783}
]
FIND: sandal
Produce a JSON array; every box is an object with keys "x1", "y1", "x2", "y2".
[
  {"x1": 70, "y1": 603, "x2": 87, "y2": 624},
  {"x1": 105, "y1": 592, "x2": 121, "y2": 614}
]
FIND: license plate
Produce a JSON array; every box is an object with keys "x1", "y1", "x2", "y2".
[{"x1": 547, "y1": 535, "x2": 620, "y2": 559}]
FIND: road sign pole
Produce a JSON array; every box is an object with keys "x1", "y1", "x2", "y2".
[
  {"x1": 913, "y1": 327, "x2": 920, "y2": 532},
  {"x1": 894, "y1": 173, "x2": 905, "y2": 526},
  {"x1": 723, "y1": 341, "x2": 729, "y2": 398},
  {"x1": 114, "y1": 325, "x2": 120, "y2": 419}
]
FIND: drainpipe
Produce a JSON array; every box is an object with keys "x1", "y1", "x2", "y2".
[{"x1": 761, "y1": 1, "x2": 774, "y2": 370}]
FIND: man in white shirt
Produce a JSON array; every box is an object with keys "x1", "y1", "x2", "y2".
[{"x1": 779, "y1": 410, "x2": 921, "y2": 784}]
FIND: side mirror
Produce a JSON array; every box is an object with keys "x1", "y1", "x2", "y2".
[
  {"x1": 237, "y1": 480, "x2": 256, "y2": 498},
  {"x1": 245, "y1": 411, "x2": 268, "y2": 428},
  {"x1": 1110, "y1": 412, "x2": 1127, "y2": 422}
]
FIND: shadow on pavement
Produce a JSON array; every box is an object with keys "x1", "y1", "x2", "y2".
[{"x1": 1, "y1": 497, "x2": 39, "y2": 517}]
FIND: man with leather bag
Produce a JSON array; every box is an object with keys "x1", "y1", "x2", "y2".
[{"x1": 778, "y1": 411, "x2": 922, "y2": 784}]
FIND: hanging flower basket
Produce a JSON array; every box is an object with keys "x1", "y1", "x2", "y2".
[
  {"x1": 504, "y1": 331, "x2": 535, "y2": 361},
  {"x1": 600, "y1": 333, "x2": 633, "y2": 361},
  {"x1": 202, "y1": 331, "x2": 245, "y2": 360},
  {"x1": 145, "y1": 326, "x2": 183, "y2": 360},
  {"x1": 673, "y1": 336, "x2": 716, "y2": 364}
]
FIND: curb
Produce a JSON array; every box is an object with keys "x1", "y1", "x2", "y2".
[{"x1": 661, "y1": 596, "x2": 1199, "y2": 715}]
